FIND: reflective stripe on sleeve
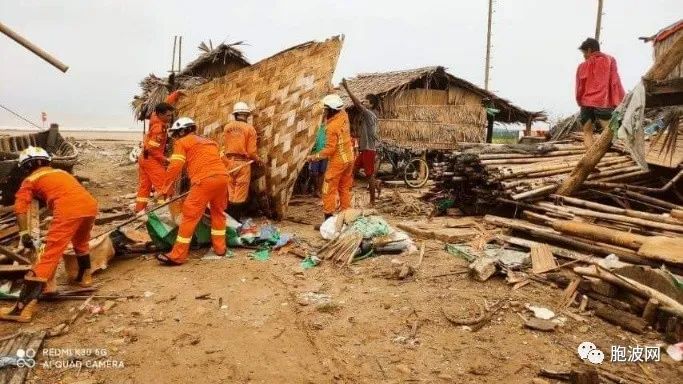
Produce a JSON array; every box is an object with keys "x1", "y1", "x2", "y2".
[
  {"x1": 175, "y1": 236, "x2": 191, "y2": 244},
  {"x1": 211, "y1": 229, "x2": 226, "y2": 236},
  {"x1": 170, "y1": 154, "x2": 186, "y2": 162}
]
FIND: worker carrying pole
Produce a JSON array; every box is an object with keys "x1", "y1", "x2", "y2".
[
  {"x1": 156, "y1": 117, "x2": 229, "y2": 266},
  {"x1": 306, "y1": 94, "x2": 355, "y2": 226},
  {"x1": 0, "y1": 147, "x2": 98, "y2": 323},
  {"x1": 221, "y1": 102, "x2": 263, "y2": 221}
]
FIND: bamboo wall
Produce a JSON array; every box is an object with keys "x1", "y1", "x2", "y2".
[
  {"x1": 654, "y1": 29, "x2": 683, "y2": 81},
  {"x1": 175, "y1": 36, "x2": 343, "y2": 219},
  {"x1": 371, "y1": 87, "x2": 487, "y2": 148}
]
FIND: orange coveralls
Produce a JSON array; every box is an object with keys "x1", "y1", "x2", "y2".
[
  {"x1": 15, "y1": 167, "x2": 98, "y2": 280},
  {"x1": 162, "y1": 134, "x2": 229, "y2": 263},
  {"x1": 222, "y1": 121, "x2": 258, "y2": 204},
  {"x1": 136, "y1": 91, "x2": 182, "y2": 212},
  {"x1": 318, "y1": 110, "x2": 355, "y2": 215}
]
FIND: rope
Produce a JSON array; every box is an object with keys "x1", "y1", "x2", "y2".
[{"x1": 0, "y1": 102, "x2": 42, "y2": 129}]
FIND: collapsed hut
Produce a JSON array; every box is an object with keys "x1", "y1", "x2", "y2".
[
  {"x1": 339, "y1": 66, "x2": 544, "y2": 149},
  {"x1": 175, "y1": 36, "x2": 344, "y2": 219},
  {"x1": 131, "y1": 41, "x2": 250, "y2": 120},
  {"x1": 640, "y1": 20, "x2": 683, "y2": 169}
]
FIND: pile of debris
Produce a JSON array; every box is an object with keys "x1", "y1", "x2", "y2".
[{"x1": 429, "y1": 140, "x2": 645, "y2": 214}]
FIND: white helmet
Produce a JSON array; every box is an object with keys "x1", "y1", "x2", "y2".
[
  {"x1": 232, "y1": 101, "x2": 251, "y2": 115},
  {"x1": 18, "y1": 146, "x2": 51, "y2": 167},
  {"x1": 322, "y1": 94, "x2": 344, "y2": 110},
  {"x1": 169, "y1": 117, "x2": 196, "y2": 135}
]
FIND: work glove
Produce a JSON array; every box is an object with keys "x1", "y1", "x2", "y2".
[{"x1": 20, "y1": 232, "x2": 34, "y2": 250}]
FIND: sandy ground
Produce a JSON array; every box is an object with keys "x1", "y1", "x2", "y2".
[
  {"x1": 1, "y1": 135, "x2": 681, "y2": 383},
  {"x1": 0, "y1": 129, "x2": 142, "y2": 142}
]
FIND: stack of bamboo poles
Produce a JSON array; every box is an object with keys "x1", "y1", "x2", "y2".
[
  {"x1": 431, "y1": 141, "x2": 648, "y2": 214},
  {"x1": 485, "y1": 193, "x2": 683, "y2": 338},
  {"x1": 486, "y1": 194, "x2": 683, "y2": 271},
  {"x1": 314, "y1": 231, "x2": 364, "y2": 266}
]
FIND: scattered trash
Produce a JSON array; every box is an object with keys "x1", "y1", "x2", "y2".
[
  {"x1": 297, "y1": 292, "x2": 331, "y2": 306},
  {"x1": 350, "y1": 216, "x2": 390, "y2": 238},
  {"x1": 273, "y1": 233, "x2": 293, "y2": 249},
  {"x1": 524, "y1": 317, "x2": 557, "y2": 332},
  {"x1": 300, "y1": 255, "x2": 321, "y2": 270},
  {"x1": 666, "y1": 342, "x2": 683, "y2": 362},
  {"x1": 143, "y1": 291, "x2": 155, "y2": 298},
  {"x1": 468, "y1": 257, "x2": 497, "y2": 282},
  {"x1": 202, "y1": 249, "x2": 234, "y2": 260},
  {"x1": 320, "y1": 215, "x2": 340, "y2": 240},
  {"x1": 249, "y1": 248, "x2": 270, "y2": 262},
  {"x1": 445, "y1": 244, "x2": 477, "y2": 262},
  {"x1": 526, "y1": 304, "x2": 555, "y2": 320}
]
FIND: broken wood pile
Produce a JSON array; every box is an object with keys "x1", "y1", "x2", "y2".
[
  {"x1": 429, "y1": 141, "x2": 647, "y2": 214},
  {"x1": 481, "y1": 192, "x2": 683, "y2": 340},
  {"x1": 488, "y1": 194, "x2": 683, "y2": 270}
]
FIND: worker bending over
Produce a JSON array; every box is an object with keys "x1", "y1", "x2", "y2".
[
  {"x1": 135, "y1": 91, "x2": 183, "y2": 212},
  {"x1": 156, "y1": 117, "x2": 229, "y2": 266},
  {"x1": 222, "y1": 102, "x2": 262, "y2": 220},
  {"x1": 306, "y1": 94, "x2": 355, "y2": 224},
  {"x1": 1, "y1": 147, "x2": 98, "y2": 322},
  {"x1": 575, "y1": 38, "x2": 624, "y2": 148}
]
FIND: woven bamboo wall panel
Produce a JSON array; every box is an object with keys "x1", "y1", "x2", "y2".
[{"x1": 176, "y1": 36, "x2": 343, "y2": 218}]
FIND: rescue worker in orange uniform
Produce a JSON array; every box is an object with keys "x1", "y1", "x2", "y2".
[
  {"x1": 156, "y1": 117, "x2": 229, "y2": 266},
  {"x1": 135, "y1": 91, "x2": 183, "y2": 212},
  {"x1": 306, "y1": 94, "x2": 355, "y2": 223},
  {"x1": 222, "y1": 101, "x2": 263, "y2": 221},
  {"x1": 0, "y1": 147, "x2": 98, "y2": 322}
]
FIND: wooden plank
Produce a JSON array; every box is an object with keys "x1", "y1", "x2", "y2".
[
  {"x1": 0, "y1": 225, "x2": 19, "y2": 241},
  {"x1": 0, "y1": 245, "x2": 31, "y2": 265},
  {"x1": 530, "y1": 244, "x2": 557, "y2": 274}
]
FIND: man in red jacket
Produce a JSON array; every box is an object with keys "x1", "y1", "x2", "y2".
[{"x1": 575, "y1": 38, "x2": 625, "y2": 148}]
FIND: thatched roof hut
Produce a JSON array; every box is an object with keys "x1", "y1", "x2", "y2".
[
  {"x1": 640, "y1": 20, "x2": 683, "y2": 168},
  {"x1": 132, "y1": 41, "x2": 250, "y2": 120},
  {"x1": 339, "y1": 66, "x2": 544, "y2": 149}
]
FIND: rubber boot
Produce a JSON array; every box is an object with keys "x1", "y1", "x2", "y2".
[
  {"x1": 0, "y1": 275, "x2": 46, "y2": 323},
  {"x1": 71, "y1": 254, "x2": 93, "y2": 287}
]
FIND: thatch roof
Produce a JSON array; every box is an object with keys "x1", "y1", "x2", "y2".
[
  {"x1": 640, "y1": 19, "x2": 683, "y2": 44},
  {"x1": 339, "y1": 66, "x2": 545, "y2": 124},
  {"x1": 179, "y1": 41, "x2": 249, "y2": 77},
  {"x1": 131, "y1": 41, "x2": 249, "y2": 120}
]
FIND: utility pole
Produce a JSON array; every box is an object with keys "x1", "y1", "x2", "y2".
[
  {"x1": 595, "y1": 0, "x2": 604, "y2": 41},
  {"x1": 484, "y1": 0, "x2": 493, "y2": 90}
]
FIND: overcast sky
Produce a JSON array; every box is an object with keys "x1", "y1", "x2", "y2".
[{"x1": 1, "y1": 0, "x2": 680, "y2": 130}]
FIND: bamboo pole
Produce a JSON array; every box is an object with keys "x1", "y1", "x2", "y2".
[
  {"x1": 477, "y1": 149, "x2": 586, "y2": 160},
  {"x1": 0, "y1": 22, "x2": 69, "y2": 72},
  {"x1": 551, "y1": 220, "x2": 646, "y2": 250},
  {"x1": 536, "y1": 201, "x2": 683, "y2": 233},
  {"x1": 511, "y1": 185, "x2": 557, "y2": 200},
  {"x1": 619, "y1": 189, "x2": 683, "y2": 210},
  {"x1": 553, "y1": 195, "x2": 683, "y2": 225},
  {"x1": 483, "y1": 215, "x2": 648, "y2": 264},
  {"x1": 574, "y1": 265, "x2": 683, "y2": 317}
]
